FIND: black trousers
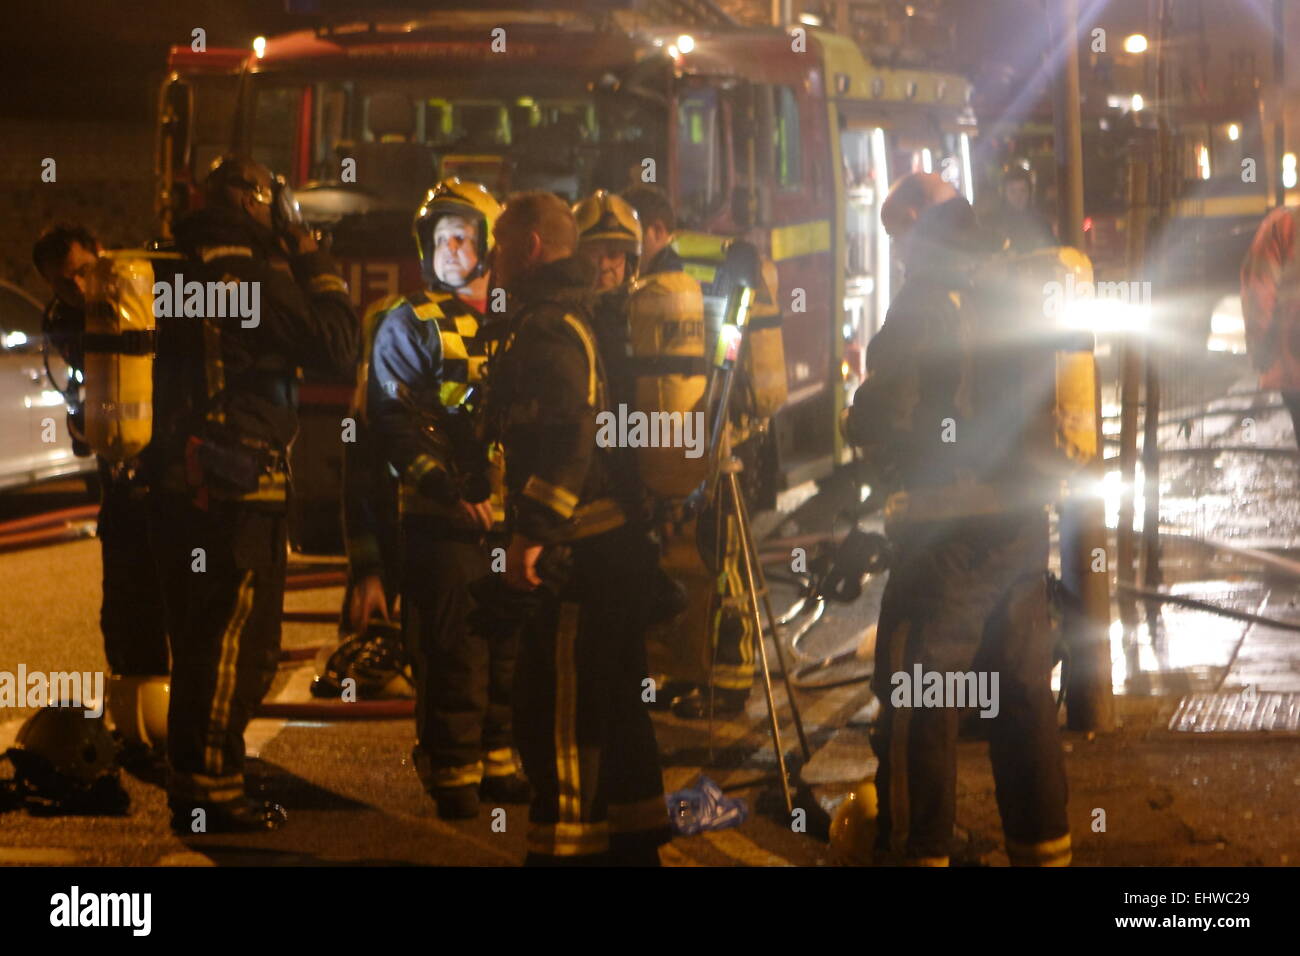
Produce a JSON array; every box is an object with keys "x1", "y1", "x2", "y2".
[
  {"x1": 401, "y1": 519, "x2": 517, "y2": 788},
  {"x1": 98, "y1": 467, "x2": 170, "y2": 676},
  {"x1": 514, "y1": 527, "x2": 670, "y2": 865},
  {"x1": 869, "y1": 510, "x2": 1070, "y2": 865},
  {"x1": 149, "y1": 493, "x2": 287, "y2": 806}
]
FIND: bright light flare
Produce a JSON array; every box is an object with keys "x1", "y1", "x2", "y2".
[
  {"x1": 676, "y1": 34, "x2": 695, "y2": 54},
  {"x1": 1131, "y1": 93, "x2": 1144, "y2": 112},
  {"x1": 1061, "y1": 297, "x2": 1151, "y2": 334},
  {"x1": 1228, "y1": 123, "x2": 1240, "y2": 142},
  {"x1": 1206, "y1": 294, "x2": 1246, "y2": 354},
  {"x1": 1123, "y1": 34, "x2": 1148, "y2": 54},
  {"x1": 253, "y1": 36, "x2": 267, "y2": 59}
]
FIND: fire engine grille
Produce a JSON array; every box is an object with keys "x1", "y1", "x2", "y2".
[{"x1": 1169, "y1": 692, "x2": 1300, "y2": 733}]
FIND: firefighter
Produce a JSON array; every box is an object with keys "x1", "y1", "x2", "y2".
[
  {"x1": 846, "y1": 173, "x2": 1070, "y2": 866},
  {"x1": 573, "y1": 190, "x2": 641, "y2": 410},
  {"x1": 485, "y1": 191, "x2": 669, "y2": 865},
  {"x1": 616, "y1": 186, "x2": 752, "y2": 719},
  {"x1": 574, "y1": 189, "x2": 641, "y2": 293},
  {"x1": 985, "y1": 165, "x2": 1055, "y2": 256},
  {"x1": 146, "y1": 156, "x2": 359, "y2": 832},
  {"x1": 32, "y1": 226, "x2": 171, "y2": 759},
  {"x1": 365, "y1": 178, "x2": 530, "y2": 819}
]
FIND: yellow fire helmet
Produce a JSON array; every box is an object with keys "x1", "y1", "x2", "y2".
[
  {"x1": 828, "y1": 777, "x2": 879, "y2": 865},
  {"x1": 106, "y1": 675, "x2": 170, "y2": 751},
  {"x1": 413, "y1": 178, "x2": 502, "y2": 285},
  {"x1": 573, "y1": 189, "x2": 643, "y2": 258}
]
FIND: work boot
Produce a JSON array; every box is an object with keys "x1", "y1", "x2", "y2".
[
  {"x1": 431, "y1": 785, "x2": 480, "y2": 820},
  {"x1": 480, "y1": 773, "x2": 532, "y2": 804},
  {"x1": 671, "y1": 687, "x2": 748, "y2": 720},
  {"x1": 169, "y1": 798, "x2": 287, "y2": 835}
]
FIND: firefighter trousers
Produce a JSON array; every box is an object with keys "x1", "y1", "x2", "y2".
[
  {"x1": 400, "y1": 519, "x2": 517, "y2": 788},
  {"x1": 513, "y1": 527, "x2": 671, "y2": 865},
  {"x1": 99, "y1": 466, "x2": 170, "y2": 676},
  {"x1": 869, "y1": 509, "x2": 1070, "y2": 866},
  {"x1": 148, "y1": 493, "x2": 287, "y2": 808}
]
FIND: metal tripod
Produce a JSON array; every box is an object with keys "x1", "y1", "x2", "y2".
[
  {"x1": 691, "y1": 238, "x2": 809, "y2": 815},
  {"x1": 707, "y1": 434, "x2": 810, "y2": 815}
]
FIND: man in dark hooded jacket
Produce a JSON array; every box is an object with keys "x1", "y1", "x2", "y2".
[
  {"x1": 147, "y1": 156, "x2": 358, "y2": 833},
  {"x1": 847, "y1": 174, "x2": 1070, "y2": 867}
]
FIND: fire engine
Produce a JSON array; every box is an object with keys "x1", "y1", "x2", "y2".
[{"x1": 155, "y1": 1, "x2": 975, "y2": 550}]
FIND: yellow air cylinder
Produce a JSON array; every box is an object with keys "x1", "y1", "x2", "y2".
[
  {"x1": 743, "y1": 257, "x2": 788, "y2": 419},
  {"x1": 627, "y1": 270, "x2": 709, "y2": 499},
  {"x1": 83, "y1": 253, "x2": 156, "y2": 462}
]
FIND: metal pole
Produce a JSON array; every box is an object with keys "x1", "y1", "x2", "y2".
[
  {"x1": 1053, "y1": 0, "x2": 1086, "y2": 248},
  {"x1": 1051, "y1": 0, "x2": 1115, "y2": 732},
  {"x1": 1117, "y1": 158, "x2": 1149, "y2": 615},
  {"x1": 1275, "y1": 0, "x2": 1286, "y2": 208},
  {"x1": 733, "y1": 468, "x2": 810, "y2": 761},
  {"x1": 1142, "y1": 0, "x2": 1174, "y2": 591},
  {"x1": 726, "y1": 465, "x2": 794, "y2": 815}
]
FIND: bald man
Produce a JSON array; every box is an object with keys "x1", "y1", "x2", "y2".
[{"x1": 484, "y1": 191, "x2": 670, "y2": 866}]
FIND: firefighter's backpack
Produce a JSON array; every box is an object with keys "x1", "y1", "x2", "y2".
[
  {"x1": 626, "y1": 269, "x2": 710, "y2": 498},
  {"x1": 82, "y1": 252, "x2": 169, "y2": 462},
  {"x1": 975, "y1": 245, "x2": 1099, "y2": 486}
]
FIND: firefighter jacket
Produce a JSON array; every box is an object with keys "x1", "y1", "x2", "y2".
[
  {"x1": 148, "y1": 205, "x2": 359, "y2": 508},
  {"x1": 484, "y1": 256, "x2": 638, "y2": 545},
  {"x1": 366, "y1": 287, "x2": 504, "y2": 526},
  {"x1": 1242, "y1": 205, "x2": 1300, "y2": 392},
  {"x1": 847, "y1": 198, "x2": 1042, "y2": 525}
]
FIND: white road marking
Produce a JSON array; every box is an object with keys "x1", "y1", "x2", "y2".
[{"x1": 244, "y1": 659, "x2": 318, "y2": 758}]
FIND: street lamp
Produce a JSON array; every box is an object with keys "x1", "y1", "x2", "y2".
[{"x1": 1124, "y1": 33, "x2": 1148, "y2": 54}]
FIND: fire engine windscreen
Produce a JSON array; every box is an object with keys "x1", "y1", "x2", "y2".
[{"x1": 256, "y1": 75, "x2": 665, "y2": 210}]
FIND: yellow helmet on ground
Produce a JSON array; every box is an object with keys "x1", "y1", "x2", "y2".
[
  {"x1": 573, "y1": 190, "x2": 642, "y2": 258},
  {"x1": 828, "y1": 777, "x2": 879, "y2": 865},
  {"x1": 106, "y1": 675, "x2": 170, "y2": 750},
  {"x1": 413, "y1": 178, "x2": 502, "y2": 287}
]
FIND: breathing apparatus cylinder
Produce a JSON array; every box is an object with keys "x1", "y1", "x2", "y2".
[
  {"x1": 627, "y1": 270, "x2": 710, "y2": 499},
  {"x1": 82, "y1": 252, "x2": 158, "y2": 462}
]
